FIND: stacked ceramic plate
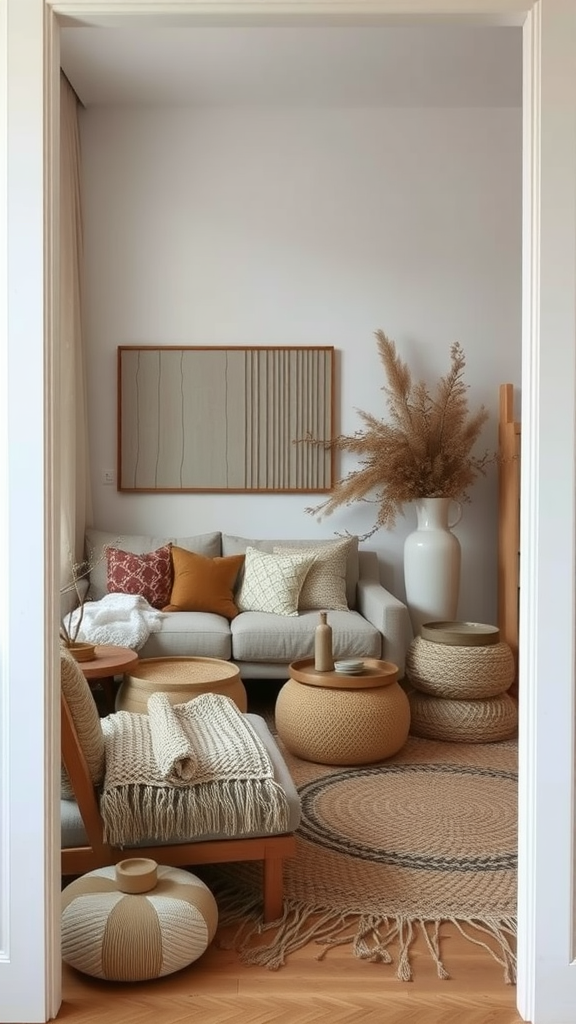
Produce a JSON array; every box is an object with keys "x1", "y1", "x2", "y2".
[{"x1": 334, "y1": 659, "x2": 365, "y2": 675}]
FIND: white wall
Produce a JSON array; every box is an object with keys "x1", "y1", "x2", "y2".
[{"x1": 80, "y1": 104, "x2": 521, "y2": 623}]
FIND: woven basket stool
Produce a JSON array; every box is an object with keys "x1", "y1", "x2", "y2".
[
  {"x1": 116, "y1": 656, "x2": 247, "y2": 714},
  {"x1": 406, "y1": 635, "x2": 515, "y2": 700},
  {"x1": 409, "y1": 690, "x2": 518, "y2": 743},
  {"x1": 276, "y1": 659, "x2": 410, "y2": 765},
  {"x1": 61, "y1": 859, "x2": 218, "y2": 981}
]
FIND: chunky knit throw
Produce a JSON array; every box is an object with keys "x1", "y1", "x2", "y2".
[{"x1": 100, "y1": 692, "x2": 291, "y2": 846}]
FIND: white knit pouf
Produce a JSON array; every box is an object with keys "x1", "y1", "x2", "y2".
[{"x1": 61, "y1": 859, "x2": 218, "y2": 981}]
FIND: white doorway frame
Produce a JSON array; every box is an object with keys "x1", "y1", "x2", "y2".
[{"x1": 2, "y1": 1, "x2": 575, "y2": 1021}]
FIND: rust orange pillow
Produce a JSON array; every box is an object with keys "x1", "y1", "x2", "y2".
[
  {"x1": 107, "y1": 544, "x2": 173, "y2": 609},
  {"x1": 164, "y1": 547, "x2": 245, "y2": 619}
]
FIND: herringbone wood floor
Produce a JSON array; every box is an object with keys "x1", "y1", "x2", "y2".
[
  {"x1": 60, "y1": 922, "x2": 522, "y2": 1024},
  {"x1": 60, "y1": 682, "x2": 521, "y2": 1023}
]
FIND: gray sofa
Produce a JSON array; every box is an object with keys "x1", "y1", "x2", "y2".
[{"x1": 83, "y1": 528, "x2": 414, "y2": 680}]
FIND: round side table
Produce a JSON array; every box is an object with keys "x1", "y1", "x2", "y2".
[
  {"x1": 275, "y1": 658, "x2": 410, "y2": 766},
  {"x1": 116, "y1": 656, "x2": 247, "y2": 713},
  {"x1": 79, "y1": 644, "x2": 139, "y2": 713}
]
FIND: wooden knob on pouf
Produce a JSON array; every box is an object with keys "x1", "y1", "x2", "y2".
[{"x1": 115, "y1": 857, "x2": 158, "y2": 893}]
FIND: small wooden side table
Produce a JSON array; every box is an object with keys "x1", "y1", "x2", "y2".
[{"x1": 79, "y1": 645, "x2": 139, "y2": 713}]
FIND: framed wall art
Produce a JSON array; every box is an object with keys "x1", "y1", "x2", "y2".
[{"x1": 117, "y1": 345, "x2": 335, "y2": 493}]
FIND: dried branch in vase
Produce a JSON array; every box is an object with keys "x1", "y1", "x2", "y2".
[
  {"x1": 300, "y1": 330, "x2": 492, "y2": 537},
  {"x1": 60, "y1": 544, "x2": 109, "y2": 646}
]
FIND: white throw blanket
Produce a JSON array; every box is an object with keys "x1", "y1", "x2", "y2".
[
  {"x1": 66, "y1": 593, "x2": 164, "y2": 651},
  {"x1": 100, "y1": 692, "x2": 290, "y2": 845}
]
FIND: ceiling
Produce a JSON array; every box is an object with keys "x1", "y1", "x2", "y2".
[{"x1": 60, "y1": 26, "x2": 522, "y2": 108}]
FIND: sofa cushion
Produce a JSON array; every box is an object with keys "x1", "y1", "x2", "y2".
[
  {"x1": 137, "y1": 611, "x2": 232, "y2": 661},
  {"x1": 236, "y1": 547, "x2": 317, "y2": 617},
  {"x1": 273, "y1": 537, "x2": 352, "y2": 611},
  {"x1": 107, "y1": 544, "x2": 173, "y2": 609},
  {"x1": 86, "y1": 529, "x2": 222, "y2": 601},
  {"x1": 222, "y1": 534, "x2": 359, "y2": 609},
  {"x1": 164, "y1": 548, "x2": 244, "y2": 619},
  {"x1": 231, "y1": 609, "x2": 382, "y2": 663},
  {"x1": 60, "y1": 646, "x2": 105, "y2": 799}
]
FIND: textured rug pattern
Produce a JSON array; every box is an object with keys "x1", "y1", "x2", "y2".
[{"x1": 207, "y1": 735, "x2": 517, "y2": 982}]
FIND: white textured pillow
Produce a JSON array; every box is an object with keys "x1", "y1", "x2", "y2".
[
  {"x1": 273, "y1": 538, "x2": 351, "y2": 611},
  {"x1": 236, "y1": 547, "x2": 317, "y2": 617}
]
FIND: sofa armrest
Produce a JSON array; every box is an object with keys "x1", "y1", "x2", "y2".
[{"x1": 356, "y1": 555, "x2": 413, "y2": 677}]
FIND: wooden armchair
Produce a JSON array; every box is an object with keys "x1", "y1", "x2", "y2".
[{"x1": 60, "y1": 651, "x2": 299, "y2": 922}]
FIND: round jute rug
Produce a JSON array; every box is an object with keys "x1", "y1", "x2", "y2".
[{"x1": 207, "y1": 735, "x2": 517, "y2": 983}]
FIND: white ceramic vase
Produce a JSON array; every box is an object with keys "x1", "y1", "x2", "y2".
[{"x1": 403, "y1": 496, "x2": 462, "y2": 637}]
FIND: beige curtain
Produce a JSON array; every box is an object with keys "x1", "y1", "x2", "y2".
[{"x1": 60, "y1": 73, "x2": 92, "y2": 586}]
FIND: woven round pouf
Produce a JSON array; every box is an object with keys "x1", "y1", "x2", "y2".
[
  {"x1": 116, "y1": 656, "x2": 247, "y2": 713},
  {"x1": 408, "y1": 690, "x2": 518, "y2": 743},
  {"x1": 276, "y1": 660, "x2": 410, "y2": 765},
  {"x1": 406, "y1": 635, "x2": 515, "y2": 700},
  {"x1": 61, "y1": 859, "x2": 218, "y2": 981}
]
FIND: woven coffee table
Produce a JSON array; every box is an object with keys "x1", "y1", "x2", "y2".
[
  {"x1": 115, "y1": 656, "x2": 247, "y2": 714},
  {"x1": 275, "y1": 658, "x2": 410, "y2": 766}
]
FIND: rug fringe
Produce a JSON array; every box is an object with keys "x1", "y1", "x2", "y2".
[{"x1": 215, "y1": 892, "x2": 516, "y2": 983}]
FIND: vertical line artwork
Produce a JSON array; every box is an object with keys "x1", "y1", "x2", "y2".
[
  {"x1": 282, "y1": 350, "x2": 287, "y2": 487},
  {"x1": 154, "y1": 350, "x2": 161, "y2": 488},
  {"x1": 273, "y1": 350, "x2": 278, "y2": 489},
  {"x1": 132, "y1": 351, "x2": 141, "y2": 488},
  {"x1": 119, "y1": 346, "x2": 333, "y2": 492},
  {"x1": 313, "y1": 350, "x2": 317, "y2": 489},
  {"x1": 253, "y1": 351, "x2": 260, "y2": 489},
  {"x1": 296, "y1": 349, "x2": 302, "y2": 491},
  {"x1": 244, "y1": 350, "x2": 250, "y2": 489},
  {"x1": 224, "y1": 350, "x2": 230, "y2": 487},
  {"x1": 178, "y1": 350, "x2": 185, "y2": 489}
]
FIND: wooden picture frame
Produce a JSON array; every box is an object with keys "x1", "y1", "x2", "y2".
[{"x1": 117, "y1": 345, "x2": 335, "y2": 493}]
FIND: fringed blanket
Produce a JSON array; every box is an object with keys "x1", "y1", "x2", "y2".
[{"x1": 100, "y1": 691, "x2": 291, "y2": 846}]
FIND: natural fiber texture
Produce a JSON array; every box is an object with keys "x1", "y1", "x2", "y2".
[
  {"x1": 100, "y1": 692, "x2": 290, "y2": 845},
  {"x1": 207, "y1": 735, "x2": 517, "y2": 983},
  {"x1": 406, "y1": 636, "x2": 515, "y2": 699},
  {"x1": 275, "y1": 677, "x2": 410, "y2": 765},
  {"x1": 409, "y1": 691, "x2": 518, "y2": 743},
  {"x1": 61, "y1": 865, "x2": 218, "y2": 981},
  {"x1": 148, "y1": 692, "x2": 199, "y2": 781},
  {"x1": 117, "y1": 657, "x2": 247, "y2": 714},
  {"x1": 60, "y1": 646, "x2": 105, "y2": 799}
]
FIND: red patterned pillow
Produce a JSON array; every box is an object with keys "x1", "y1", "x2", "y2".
[{"x1": 106, "y1": 545, "x2": 173, "y2": 609}]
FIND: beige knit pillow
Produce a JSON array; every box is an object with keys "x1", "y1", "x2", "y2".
[
  {"x1": 61, "y1": 646, "x2": 105, "y2": 799},
  {"x1": 273, "y1": 537, "x2": 352, "y2": 611},
  {"x1": 236, "y1": 547, "x2": 317, "y2": 616}
]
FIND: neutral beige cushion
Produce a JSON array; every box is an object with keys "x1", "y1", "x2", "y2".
[
  {"x1": 221, "y1": 534, "x2": 360, "y2": 609},
  {"x1": 273, "y1": 537, "x2": 352, "y2": 611},
  {"x1": 60, "y1": 646, "x2": 105, "y2": 799},
  {"x1": 138, "y1": 612, "x2": 232, "y2": 660},
  {"x1": 231, "y1": 609, "x2": 382, "y2": 662},
  {"x1": 236, "y1": 547, "x2": 317, "y2": 617}
]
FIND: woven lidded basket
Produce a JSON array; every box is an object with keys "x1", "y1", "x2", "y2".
[
  {"x1": 409, "y1": 690, "x2": 518, "y2": 743},
  {"x1": 406, "y1": 636, "x2": 515, "y2": 699}
]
